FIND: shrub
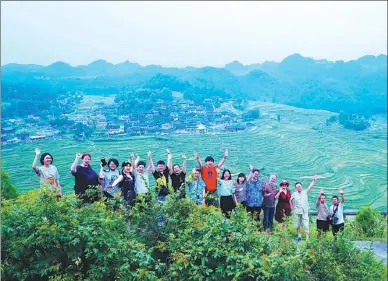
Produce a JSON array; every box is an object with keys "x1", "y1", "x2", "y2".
[{"x1": 1, "y1": 170, "x2": 18, "y2": 199}]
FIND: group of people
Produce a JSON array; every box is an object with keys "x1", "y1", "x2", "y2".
[{"x1": 32, "y1": 147, "x2": 346, "y2": 240}]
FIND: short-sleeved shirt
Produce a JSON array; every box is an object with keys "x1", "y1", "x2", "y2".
[
  {"x1": 330, "y1": 203, "x2": 344, "y2": 225},
  {"x1": 36, "y1": 165, "x2": 60, "y2": 190},
  {"x1": 316, "y1": 202, "x2": 330, "y2": 221},
  {"x1": 135, "y1": 171, "x2": 150, "y2": 194},
  {"x1": 291, "y1": 190, "x2": 309, "y2": 215},
  {"x1": 102, "y1": 169, "x2": 120, "y2": 196},
  {"x1": 153, "y1": 167, "x2": 170, "y2": 196},
  {"x1": 246, "y1": 178, "x2": 264, "y2": 207},
  {"x1": 72, "y1": 165, "x2": 99, "y2": 194},
  {"x1": 234, "y1": 182, "x2": 247, "y2": 203},
  {"x1": 263, "y1": 182, "x2": 277, "y2": 208},
  {"x1": 171, "y1": 172, "x2": 186, "y2": 192},
  {"x1": 201, "y1": 166, "x2": 218, "y2": 192},
  {"x1": 187, "y1": 178, "x2": 206, "y2": 205},
  {"x1": 218, "y1": 180, "x2": 235, "y2": 196}
]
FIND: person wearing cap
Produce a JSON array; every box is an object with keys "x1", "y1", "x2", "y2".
[
  {"x1": 193, "y1": 149, "x2": 228, "y2": 207},
  {"x1": 290, "y1": 175, "x2": 318, "y2": 241},
  {"x1": 275, "y1": 180, "x2": 292, "y2": 225}
]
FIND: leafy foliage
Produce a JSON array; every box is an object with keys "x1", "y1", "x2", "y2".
[
  {"x1": 1, "y1": 170, "x2": 18, "y2": 199},
  {"x1": 2, "y1": 190, "x2": 387, "y2": 281}
]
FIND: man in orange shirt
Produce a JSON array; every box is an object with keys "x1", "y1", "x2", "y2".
[{"x1": 193, "y1": 149, "x2": 228, "y2": 207}]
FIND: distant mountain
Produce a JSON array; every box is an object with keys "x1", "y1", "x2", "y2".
[{"x1": 2, "y1": 54, "x2": 387, "y2": 115}]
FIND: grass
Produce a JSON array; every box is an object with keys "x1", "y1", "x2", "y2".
[{"x1": 2, "y1": 101, "x2": 387, "y2": 211}]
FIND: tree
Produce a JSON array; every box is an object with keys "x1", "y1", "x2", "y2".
[{"x1": 1, "y1": 170, "x2": 18, "y2": 199}]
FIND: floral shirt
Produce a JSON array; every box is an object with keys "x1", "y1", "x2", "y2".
[{"x1": 246, "y1": 178, "x2": 265, "y2": 207}]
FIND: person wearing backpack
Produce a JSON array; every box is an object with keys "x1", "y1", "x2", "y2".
[{"x1": 330, "y1": 189, "x2": 345, "y2": 236}]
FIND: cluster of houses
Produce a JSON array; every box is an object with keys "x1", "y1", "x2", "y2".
[{"x1": 1, "y1": 96, "x2": 256, "y2": 145}]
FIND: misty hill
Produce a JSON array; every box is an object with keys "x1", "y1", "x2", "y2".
[{"x1": 2, "y1": 54, "x2": 387, "y2": 116}]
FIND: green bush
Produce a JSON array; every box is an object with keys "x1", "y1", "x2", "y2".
[
  {"x1": 344, "y1": 206, "x2": 388, "y2": 241},
  {"x1": 1, "y1": 170, "x2": 18, "y2": 199},
  {"x1": 1, "y1": 190, "x2": 387, "y2": 281}
]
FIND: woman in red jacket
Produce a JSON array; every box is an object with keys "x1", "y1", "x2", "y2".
[{"x1": 275, "y1": 180, "x2": 292, "y2": 225}]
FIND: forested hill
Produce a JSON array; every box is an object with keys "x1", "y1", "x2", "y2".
[{"x1": 2, "y1": 54, "x2": 387, "y2": 116}]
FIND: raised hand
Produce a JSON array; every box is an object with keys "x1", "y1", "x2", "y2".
[
  {"x1": 166, "y1": 148, "x2": 171, "y2": 155},
  {"x1": 147, "y1": 151, "x2": 152, "y2": 158},
  {"x1": 182, "y1": 153, "x2": 187, "y2": 159},
  {"x1": 313, "y1": 174, "x2": 318, "y2": 182},
  {"x1": 35, "y1": 147, "x2": 41, "y2": 156},
  {"x1": 320, "y1": 188, "x2": 325, "y2": 194},
  {"x1": 224, "y1": 149, "x2": 229, "y2": 157},
  {"x1": 193, "y1": 151, "x2": 199, "y2": 159},
  {"x1": 249, "y1": 164, "x2": 253, "y2": 171},
  {"x1": 339, "y1": 188, "x2": 344, "y2": 194},
  {"x1": 130, "y1": 153, "x2": 135, "y2": 160},
  {"x1": 76, "y1": 153, "x2": 82, "y2": 159}
]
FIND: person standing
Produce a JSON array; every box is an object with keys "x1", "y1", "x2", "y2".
[
  {"x1": 152, "y1": 149, "x2": 172, "y2": 202},
  {"x1": 234, "y1": 173, "x2": 247, "y2": 208},
  {"x1": 263, "y1": 174, "x2": 277, "y2": 232},
  {"x1": 193, "y1": 149, "x2": 228, "y2": 207},
  {"x1": 186, "y1": 168, "x2": 206, "y2": 206},
  {"x1": 275, "y1": 180, "x2": 292, "y2": 226},
  {"x1": 330, "y1": 189, "x2": 345, "y2": 236},
  {"x1": 109, "y1": 156, "x2": 136, "y2": 206},
  {"x1": 245, "y1": 165, "x2": 265, "y2": 223},
  {"x1": 70, "y1": 153, "x2": 100, "y2": 203},
  {"x1": 132, "y1": 151, "x2": 154, "y2": 204},
  {"x1": 168, "y1": 150, "x2": 187, "y2": 198},
  {"x1": 290, "y1": 175, "x2": 318, "y2": 241},
  {"x1": 99, "y1": 158, "x2": 120, "y2": 199},
  {"x1": 316, "y1": 189, "x2": 330, "y2": 238},
  {"x1": 32, "y1": 147, "x2": 62, "y2": 197},
  {"x1": 218, "y1": 169, "x2": 237, "y2": 218}
]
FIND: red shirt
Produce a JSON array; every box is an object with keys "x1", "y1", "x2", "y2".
[{"x1": 201, "y1": 166, "x2": 218, "y2": 192}]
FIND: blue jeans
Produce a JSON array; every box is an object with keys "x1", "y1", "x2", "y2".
[{"x1": 263, "y1": 207, "x2": 275, "y2": 231}]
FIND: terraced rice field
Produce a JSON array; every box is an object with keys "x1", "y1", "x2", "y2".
[{"x1": 2, "y1": 102, "x2": 387, "y2": 211}]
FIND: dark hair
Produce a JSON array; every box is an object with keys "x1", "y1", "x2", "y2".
[
  {"x1": 157, "y1": 160, "x2": 165, "y2": 166},
  {"x1": 252, "y1": 168, "x2": 260, "y2": 174},
  {"x1": 122, "y1": 161, "x2": 131, "y2": 168},
  {"x1": 81, "y1": 153, "x2": 91, "y2": 159},
  {"x1": 204, "y1": 156, "x2": 214, "y2": 163},
  {"x1": 320, "y1": 193, "x2": 326, "y2": 198},
  {"x1": 195, "y1": 168, "x2": 201, "y2": 173},
  {"x1": 295, "y1": 182, "x2": 302, "y2": 187},
  {"x1": 40, "y1": 153, "x2": 53, "y2": 165},
  {"x1": 332, "y1": 195, "x2": 339, "y2": 200},
  {"x1": 107, "y1": 158, "x2": 119, "y2": 168},
  {"x1": 221, "y1": 169, "x2": 232, "y2": 180},
  {"x1": 237, "y1": 173, "x2": 246, "y2": 184},
  {"x1": 137, "y1": 161, "x2": 146, "y2": 167},
  {"x1": 173, "y1": 164, "x2": 180, "y2": 169}
]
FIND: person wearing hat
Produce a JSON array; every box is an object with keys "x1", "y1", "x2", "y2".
[{"x1": 275, "y1": 180, "x2": 292, "y2": 226}]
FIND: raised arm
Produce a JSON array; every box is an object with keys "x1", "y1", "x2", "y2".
[
  {"x1": 32, "y1": 147, "x2": 41, "y2": 174},
  {"x1": 306, "y1": 175, "x2": 318, "y2": 193},
  {"x1": 217, "y1": 149, "x2": 228, "y2": 168},
  {"x1": 148, "y1": 151, "x2": 155, "y2": 173},
  {"x1": 167, "y1": 149, "x2": 173, "y2": 175},
  {"x1": 130, "y1": 153, "x2": 136, "y2": 174},
  {"x1": 317, "y1": 188, "x2": 324, "y2": 203},
  {"x1": 247, "y1": 164, "x2": 253, "y2": 182},
  {"x1": 134, "y1": 154, "x2": 140, "y2": 167},
  {"x1": 182, "y1": 154, "x2": 187, "y2": 174},
  {"x1": 99, "y1": 162, "x2": 105, "y2": 180},
  {"x1": 339, "y1": 189, "x2": 345, "y2": 203},
  {"x1": 193, "y1": 151, "x2": 202, "y2": 169},
  {"x1": 110, "y1": 175, "x2": 124, "y2": 188},
  {"x1": 71, "y1": 153, "x2": 82, "y2": 173}
]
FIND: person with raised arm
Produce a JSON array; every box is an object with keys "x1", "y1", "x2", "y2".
[
  {"x1": 186, "y1": 168, "x2": 206, "y2": 206},
  {"x1": 132, "y1": 151, "x2": 153, "y2": 203},
  {"x1": 193, "y1": 149, "x2": 228, "y2": 207},
  {"x1": 71, "y1": 152, "x2": 99, "y2": 203},
  {"x1": 330, "y1": 189, "x2": 345, "y2": 236},
  {"x1": 108, "y1": 154, "x2": 136, "y2": 206},
  {"x1": 275, "y1": 180, "x2": 292, "y2": 226},
  {"x1": 245, "y1": 164, "x2": 265, "y2": 224},
  {"x1": 152, "y1": 149, "x2": 172, "y2": 202},
  {"x1": 290, "y1": 175, "x2": 318, "y2": 241},
  {"x1": 263, "y1": 174, "x2": 278, "y2": 232},
  {"x1": 99, "y1": 158, "x2": 120, "y2": 199},
  {"x1": 32, "y1": 147, "x2": 62, "y2": 197},
  {"x1": 316, "y1": 188, "x2": 330, "y2": 238},
  {"x1": 168, "y1": 150, "x2": 187, "y2": 198}
]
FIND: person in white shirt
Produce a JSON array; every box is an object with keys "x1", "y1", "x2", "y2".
[
  {"x1": 330, "y1": 189, "x2": 345, "y2": 236},
  {"x1": 132, "y1": 151, "x2": 154, "y2": 204},
  {"x1": 290, "y1": 175, "x2": 318, "y2": 241}
]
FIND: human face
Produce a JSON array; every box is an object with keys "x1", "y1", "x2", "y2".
[
  {"x1": 43, "y1": 155, "x2": 52, "y2": 165},
  {"x1": 137, "y1": 165, "x2": 145, "y2": 174},
  {"x1": 296, "y1": 183, "x2": 303, "y2": 192},
  {"x1": 270, "y1": 174, "x2": 276, "y2": 184},
  {"x1": 238, "y1": 176, "x2": 245, "y2": 184},
  {"x1": 157, "y1": 164, "x2": 165, "y2": 172},
  {"x1": 206, "y1": 160, "x2": 214, "y2": 168},
  {"x1": 194, "y1": 170, "x2": 200, "y2": 179},
  {"x1": 252, "y1": 171, "x2": 259, "y2": 180},
  {"x1": 123, "y1": 164, "x2": 131, "y2": 173},
  {"x1": 223, "y1": 171, "x2": 231, "y2": 180},
  {"x1": 320, "y1": 195, "x2": 326, "y2": 203},
  {"x1": 109, "y1": 161, "x2": 117, "y2": 171},
  {"x1": 82, "y1": 155, "x2": 91, "y2": 166},
  {"x1": 173, "y1": 164, "x2": 181, "y2": 174},
  {"x1": 332, "y1": 197, "x2": 339, "y2": 206}
]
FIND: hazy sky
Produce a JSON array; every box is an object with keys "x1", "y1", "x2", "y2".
[{"x1": 1, "y1": 1, "x2": 387, "y2": 67}]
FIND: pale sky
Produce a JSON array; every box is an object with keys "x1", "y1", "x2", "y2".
[{"x1": 1, "y1": 1, "x2": 387, "y2": 67}]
